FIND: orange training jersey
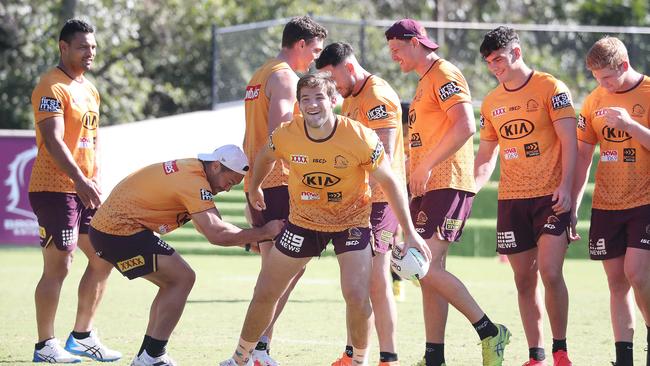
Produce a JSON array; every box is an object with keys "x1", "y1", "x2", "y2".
[
  {"x1": 269, "y1": 115, "x2": 385, "y2": 232},
  {"x1": 243, "y1": 58, "x2": 295, "y2": 192},
  {"x1": 408, "y1": 59, "x2": 476, "y2": 193},
  {"x1": 577, "y1": 75, "x2": 650, "y2": 210},
  {"x1": 342, "y1": 75, "x2": 406, "y2": 203},
  {"x1": 90, "y1": 159, "x2": 216, "y2": 236},
  {"x1": 480, "y1": 71, "x2": 576, "y2": 199},
  {"x1": 29, "y1": 67, "x2": 100, "y2": 193}
]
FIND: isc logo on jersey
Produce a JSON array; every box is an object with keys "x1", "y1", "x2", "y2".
[
  {"x1": 499, "y1": 119, "x2": 534, "y2": 140},
  {"x1": 244, "y1": 84, "x2": 261, "y2": 101}
]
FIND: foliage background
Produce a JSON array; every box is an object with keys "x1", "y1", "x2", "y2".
[{"x1": 1, "y1": 0, "x2": 648, "y2": 129}]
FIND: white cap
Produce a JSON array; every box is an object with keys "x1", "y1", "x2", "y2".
[{"x1": 197, "y1": 144, "x2": 249, "y2": 175}]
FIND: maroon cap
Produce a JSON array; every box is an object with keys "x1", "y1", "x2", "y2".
[{"x1": 385, "y1": 18, "x2": 439, "y2": 51}]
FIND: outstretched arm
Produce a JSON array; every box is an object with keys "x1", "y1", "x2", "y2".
[{"x1": 191, "y1": 208, "x2": 283, "y2": 246}]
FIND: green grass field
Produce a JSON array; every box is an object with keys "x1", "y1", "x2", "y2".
[{"x1": 0, "y1": 246, "x2": 647, "y2": 365}]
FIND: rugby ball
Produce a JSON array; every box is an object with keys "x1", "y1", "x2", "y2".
[{"x1": 391, "y1": 246, "x2": 430, "y2": 280}]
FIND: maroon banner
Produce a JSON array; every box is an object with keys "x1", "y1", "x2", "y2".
[{"x1": 1, "y1": 132, "x2": 38, "y2": 246}]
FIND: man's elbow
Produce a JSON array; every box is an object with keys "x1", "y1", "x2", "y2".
[{"x1": 461, "y1": 119, "x2": 476, "y2": 139}]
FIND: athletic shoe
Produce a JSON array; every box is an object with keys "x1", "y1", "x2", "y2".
[
  {"x1": 251, "y1": 349, "x2": 279, "y2": 366},
  {"x1": 552, "y1": 350, "x2": 572, "y2": 366},
  {"x1": 33, "y1": 338, "x2": 82, "y2": 363},
  {"x1": 480, "y1": 323, "x2": 511, "y2": 366},
  {"x1": 331, "y1": 352, "x2": 353, "y2": 366},
  {"x1": 130, "y1": 350, "x2": 176, "y2": 366},
  {"x1": 392, "y1": 280, "x2": 405, "y2": 302},
  {"x1": 219, "y1": 357, "x2": 253, "y2": 366},
  {"x1": 378, "y1": 361, "x2": 400, "y2": 366},
  {"x1": 64, "y1": 330, "x2": 122, "y2": 361},
  {"x1": 522, "y1": 359, "x2": 545, "y2": 365}
]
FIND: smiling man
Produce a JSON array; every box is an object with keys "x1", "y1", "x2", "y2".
[
  {"x1": 385, "y1": 18, "x2": 510, "y2": 366},
  {"x1": 475, "y1": 26, "x2": 577, "y2": 366},
  {"x1": 220, "y1": 73, "x2": 430, "y2": 366},
  {"x1": 29, "y1": 19, "x2": 121, "y2": 363},
  {"x1": 316, "y1": 41, "x2": 405, "y2": 366},
  {"x1": 88, "y1": 145, "x2": 284, "y2": 366},
  {"x1": 573, "y1": 36, "x2": 650, "y2": 366},
  {"x1": 241, "y1": 16, "x2": 327, "y2": 365}
]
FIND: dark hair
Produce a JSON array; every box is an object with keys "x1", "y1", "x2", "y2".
[
  {"x1": 296, "y1": 73, "x2": 337, "y2": 100},
  {"x1": 59, "y1": 19, "x2": 94, "y2": 43},
  {"x1": 479, "y1": 26, "x2": 519, "y2": 58},
  {"x1": 281, "y1": 16, "x2": 328, "y2": 48},
  {"x1": 315, "y1": 42, "x2": 354, "y2": 69}
]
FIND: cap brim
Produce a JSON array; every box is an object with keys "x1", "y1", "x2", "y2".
[
  {"x1": 197, "y1": 153, "x2": 217, "y2": 161},
  {"x1": 418, "y1": 37, "x2": 439, "y2": 50}
]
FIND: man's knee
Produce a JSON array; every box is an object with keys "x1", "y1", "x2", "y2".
[
  {"x1": 624, "y1": 264, "x2": 648, "y2": 292},
  {"x1": 342, "y1": 284, "x2": 370, "y2": 309},
  {"x1": 539, "y1": 266, "x2": 564, "y2": 289},
  {"x1": 513, "y1": 270, "x2": 538, "y2": 295}
]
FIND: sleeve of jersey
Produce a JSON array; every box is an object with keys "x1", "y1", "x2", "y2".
[
  {"x1": 177, "y1": 177, "x2": 216, "y2": 215},
  {"x1": 548, "y1": 79, "x2": 576, "y2": 122},
  {"x1": 358, "y1": 127, "x2": 385, "y2": 172},
  {"x1": 576, "y1": 98, "x2": 598, "y2": 144},
  {"x1": 433, "y1": 66, "x2": 472, "y2": 111},
  {"x1": 362, "y1": 88, "x2": 400, "y2": 130},
  {"x1": 32, "y1": 82, "x2": 67, "y2": 124},
  {"x1": 478, "y1": 106, "x2": 498, "y2": 141}
]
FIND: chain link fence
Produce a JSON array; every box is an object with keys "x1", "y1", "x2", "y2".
[{"x1": 211, "y1": 16, "x2": 650, "y2": 109}]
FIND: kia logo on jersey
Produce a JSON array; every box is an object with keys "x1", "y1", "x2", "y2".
[
  {"x1": 302, "y1": 172, "x2": 340, "y2": 189},
  {"x1": 499, "y1": 119, "x2": 535, "y2": 140},
  {"x1": 602, "y1": 126, "x2": 631, "y2": 143}
]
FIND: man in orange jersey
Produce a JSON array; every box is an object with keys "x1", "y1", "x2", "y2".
[
  {"x1": 28, "y1": 19, "x2": 121, "y2": 363},
  {"x1": 220, "y1": 73, "x2": 430, "y2": 366},
  {"x1": 475, "y1": 26, "x2": 577, "y2": 366},
  {"x1": 316, "y1": 41, "x2": 405, "y2": 366},
  {"x1": 242, "y1": 15, "x2": 327, "y2": 366},
  {"x1": 385, "y1": 18, "x2": 510, "y2": 366},
  {"x1": 573, "y1": 36, "x2": 650, "y2": 366},
  {"x1": 88, "y1": 145, "x2": 283, "y2": 366}
]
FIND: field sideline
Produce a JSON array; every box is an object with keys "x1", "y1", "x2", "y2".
[{"x1": 0, "y1": 246, "x2": 647, "y2": 365}]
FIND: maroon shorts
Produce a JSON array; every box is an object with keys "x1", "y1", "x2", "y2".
[
  {"x1": 29, "y1": 192, "x2": 96, "y2": 252},
  {"x1": 275, "y1": 222, "x2": 371, "y2": 258},
  {"x1": 496, "y1": 195, "x2": 570, "y2": 255},
  {"x1": 88, "y1": 227, "x2": 175, "y2": 280},
  {"x1": 371, "y1": 202, "x2": 399, "y2": 254},
  {"x1": 410, "y1": 188, "x2": 474, "y2": 241},
  {"x1": 246, "y1": 186, "x2": 289, "y2": 227},
  {"x1": 589, "y1": 204, "x2": 650, "y2": 260}
]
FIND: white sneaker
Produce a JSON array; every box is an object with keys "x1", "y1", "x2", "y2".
[
  {"x1": 251, "y1": 349, "x2": 279, "y2": 366},
  {"x1": 33, "y1": 338, "x2": 82, "y2": 363},
  {"x1": 131, "y1": 350, "x2": 176, "y2": 366},
  {"x1": 219, "y1": 357, "x2": 253, "y2": 366},
  {"x1": 64, "y1": 330, "x2": 122, "y2": 361}
]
